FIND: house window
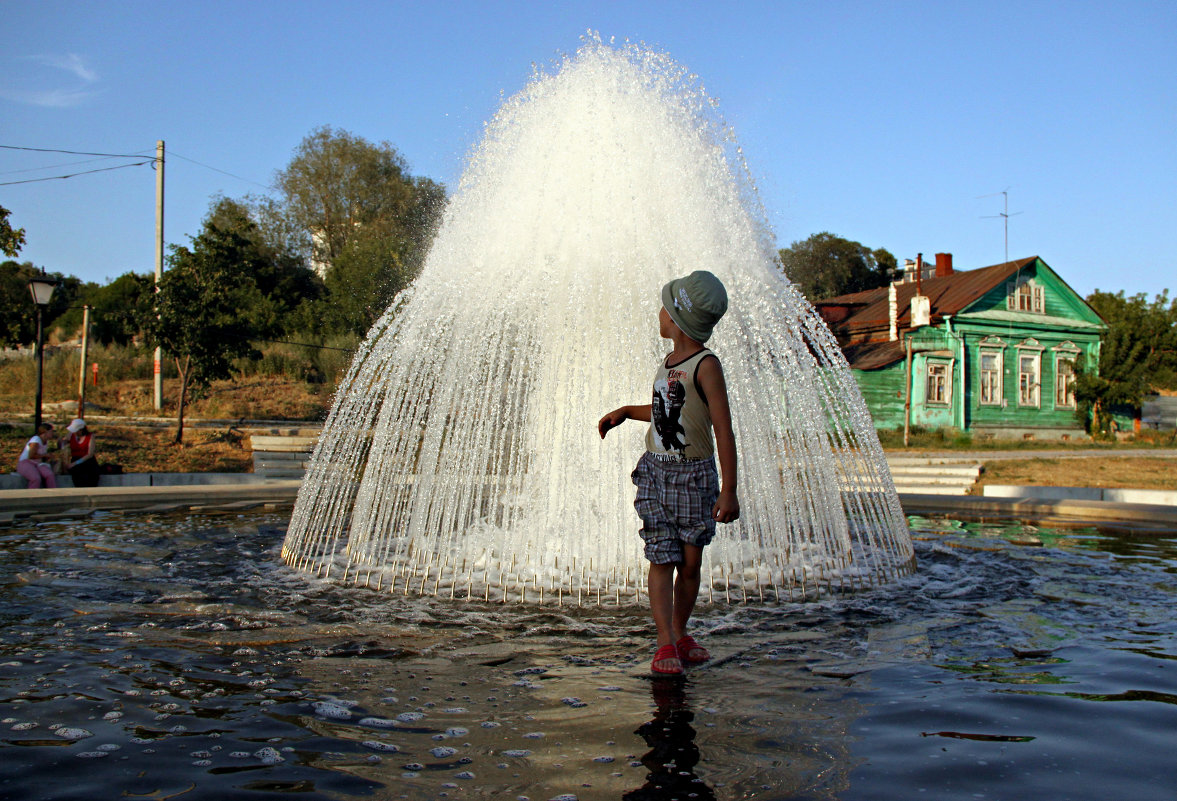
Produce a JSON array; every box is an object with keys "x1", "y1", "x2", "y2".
[
  {"x1": 1007, "y1": 279, "x2": 1045, "y2": 313},
  {"x1": 1055, "y1": 356, "x2": 1077, "y2": 409},
  {"x1": 1018, "y1": 352, "x2": 1041, "y2": 407},
  {"x1": 979, "y1": 350, "x2": 1003, "y2": 405},
  {"x1": 926, "y1": 362, "x2": 950, "y2": 405}
]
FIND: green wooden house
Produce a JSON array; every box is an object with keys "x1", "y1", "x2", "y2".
[{"x1": 815, "y1": 254, "x2": 1106, "y2": 439}]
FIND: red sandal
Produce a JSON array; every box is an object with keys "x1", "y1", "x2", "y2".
[
  {"x1": 651, "y1": 643, "x2": 683, "y2": 674},
  {"x1": 676, "y1": 635, "x2": 710, "y2": 664}
]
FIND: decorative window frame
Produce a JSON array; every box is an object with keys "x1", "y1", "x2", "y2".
[
  {"x1": 925, "y1": 359, "x2": 951, "y2": 406},
  {"x1": 1053, "y1": 341, "x2": 1080, "y2": 410},
  {"x1": 1006, "y1": 276, "x2": 1045, "y2": 314},
  {"x1": 1016, "y1": 338, "x2": 1043, "y2": 408},
  {"x1": 977, "y1": 336, "x2": 1005, "y2": 407}
]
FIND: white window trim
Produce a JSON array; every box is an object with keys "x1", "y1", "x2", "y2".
[
  {"x1": 925, "y1": 360, "x2": 951, "y2": 406},
  {"x1": 1006, "y1": 277, "x2": 1045, "y2": 314},
  {"x1": 1053, "y1": 344, "x2": 1080, "y2": 410},
  {"x1": 1016, "y1": 345, "x2": 1042, "y2": 408},
  {"x1": 978, "y1": 348, "x2": 1004, "y2": 406}
]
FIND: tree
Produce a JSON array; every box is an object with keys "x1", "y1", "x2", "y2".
[
  {"x1": 779, "y1": 232, "x2": 897, "y2": 301},
  {"x1": 143, "y1": 229, "x2": 261, "y2": 444},
  {"x1": 201, "y1": 196, "x2": 322, "y2": 337},
  {"x1": 76, "y1": 272, "x2": 155, "y2": 346},
  {"x1": 0, "y1": 260, "x2": 79, "y2": 346},
  {"x1": 1075, "y1": 289, "x2": 1177, "y2": 431},
  {"x1": 270, "y1": 126, "x2": 446, "y2": 334},
  {"x1": 1, "y1": 205, "x2": 26, "y2": 258}
]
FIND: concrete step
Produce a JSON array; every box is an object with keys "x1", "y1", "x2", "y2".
[
  {"x1": 249, "y1": 435, "x2": 318, "y2": 452},
  {"x1": 886, "y1": 456, "x2": 986, "y2": 467},
  {"x1": 894, "y1": 483, "x2": 976, "y2": 495},
  {"x1": 890, "y1": 475, "x2": 979, "y2": 488},
  {"x1": 888, "y1": 465, "x2": 982, "y2": 477}
]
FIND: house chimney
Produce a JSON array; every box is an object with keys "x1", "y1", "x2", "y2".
[
  {"x1": 888, "y1": 283, "x2": 898, "y2": 341},
  {"x1": 935, "y1": 252, "x2": 954, "y2": 277}
]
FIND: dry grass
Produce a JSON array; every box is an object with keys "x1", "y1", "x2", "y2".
[
  {"x1": 973, "y1": 456, "x2": 1177, "y2": 492},
  {"x1": 0, "y1": 372, "x2": 330, "y2": 422},
  {"x1": 2, "y1": 423, "x2": 252, "y2": 475}
]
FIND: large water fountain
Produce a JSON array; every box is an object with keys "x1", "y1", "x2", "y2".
[{"x1": 281, "y1": 39, "x2": 914, "y2": 604}]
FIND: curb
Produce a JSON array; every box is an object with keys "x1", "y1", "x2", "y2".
[
  {"x1": 0, "y1": 481, "x2": 301, "y2": 519},
  {"x1": 898, "y1": 492, "x2": 1177, "y2": 531}
]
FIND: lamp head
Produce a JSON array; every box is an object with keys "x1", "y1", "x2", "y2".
[{"x1": 27, "y1": 272, "x2": 60, "y2": 307}]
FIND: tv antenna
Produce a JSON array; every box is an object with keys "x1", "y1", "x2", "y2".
[{"x1": 978, "y1": 189, "x2": 1022, "y2": 264}]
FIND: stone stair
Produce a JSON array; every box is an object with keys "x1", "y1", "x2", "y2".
[
  {"x1": 247, "y1": 428, "x2": 321, "y2": 479},
  {"x1": 884, "y1": 456, "x2": 982, "y2": 495}
]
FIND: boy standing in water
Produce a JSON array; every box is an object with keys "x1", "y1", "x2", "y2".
[{"x1": 599, "y1": 271, "x2": 739, "y2": 675}]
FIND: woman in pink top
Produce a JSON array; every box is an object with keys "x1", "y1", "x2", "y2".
[{"x1": 17, "y1": 423, "x2": 58, "y2": 489}]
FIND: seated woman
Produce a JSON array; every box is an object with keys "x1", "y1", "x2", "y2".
[
  {"x1": 17, "y1": 423, "x2": 58, "y2": 489},
  {"x1": 61, "y1": 418, "x2": 101, "y2": 488}
]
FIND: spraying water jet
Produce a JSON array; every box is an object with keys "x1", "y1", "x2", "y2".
[{"x1": 281, "y1": 38, "x2": 914, "y2": 604}]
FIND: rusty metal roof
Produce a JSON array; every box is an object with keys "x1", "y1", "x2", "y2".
[
  {"x1": 816, "y1": 257, "x2": 1038, "y2": 335},
  {"x1": 841, "y1": 339, "x2": 907, "y2": 370}
]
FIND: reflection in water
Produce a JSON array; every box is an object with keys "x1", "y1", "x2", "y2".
[
  {"x1": 0, "y1": 510, "x2": 1173, "y2": 799},
  {"x1": 625, "y1": 678, "x2": 715, "y2": 801}
]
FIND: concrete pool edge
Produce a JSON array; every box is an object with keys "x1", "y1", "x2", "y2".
[
  {"x1": 1, "y1": 481, "x2": 1175, "y2": 531},
  {"x1": 898, "y1": 492, "x2": 1177, "y2": 531},
  {"x1": 0, "y1": 481, "x2": 302, "y2": 519}
]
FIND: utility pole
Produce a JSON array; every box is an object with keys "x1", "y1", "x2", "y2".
[
  {"x1": 153, "y1": 140, "x2": 164, "y2": 411},
  {"x1": 77, "y1": 305, "x2": 90, "y2": 414}
]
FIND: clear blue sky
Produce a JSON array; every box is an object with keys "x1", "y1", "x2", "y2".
[{"x1": 3, "y1": 1, "x2": 1174, "y2": 299}]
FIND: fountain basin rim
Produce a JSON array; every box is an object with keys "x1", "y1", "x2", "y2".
[
  {"x1": 899, "y1": 492, "x2": 1177, "y2": 535},
  {"x1": 1, "y1": 481, "x2": 1172, "y2": 532}
]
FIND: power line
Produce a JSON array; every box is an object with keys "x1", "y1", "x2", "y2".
[
  {"x1": 0, "y1": 144, "x2": 154, "y2": 159},
  {"x1": 0, "y1": 154, "x2": 137, "y2": 176},
  {"x1": 167, "y1": 150, "x2": 275, "y2": 190},
  {"x1": 0, "y1": 160, "x2": 155, "y2": 186}
]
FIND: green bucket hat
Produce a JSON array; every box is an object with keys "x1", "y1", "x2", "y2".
[{"x1": 661, "y1": 270, "x2": 728, "y2": 343}]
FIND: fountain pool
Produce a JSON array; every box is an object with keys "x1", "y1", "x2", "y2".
[{"x1": 1, "y1": 507, "x2": 1174, "y2": 800}]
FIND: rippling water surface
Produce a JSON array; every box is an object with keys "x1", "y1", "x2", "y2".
[{"x1": 0, "y1": 509, "x2": 1173, "y2": 800}]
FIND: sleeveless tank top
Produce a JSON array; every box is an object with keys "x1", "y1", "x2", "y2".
[
  {"x1": 69, "y1": 433, "x2": 92, "y2": 460},
  {"x1": 645, "y1": 349, "x2": 716, "y2": 460}
]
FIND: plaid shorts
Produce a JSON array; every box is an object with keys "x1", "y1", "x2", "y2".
[{"x1": 631, "y1": 451, "x2": 719, "y2": 564}]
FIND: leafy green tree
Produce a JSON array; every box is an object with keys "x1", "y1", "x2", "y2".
[
  {"x1": 1075, "y1": 289, "x2": 1177, "y2": 431},
  {"x1": 200, "y1": 196, "x2": 322, "y2": 336},
  {"x1": 143, "y1": 233, "x2": 261, "y2": 444},
  {"x1": 779, "y1": 232, "x2": 897, "y2": 301},
  {"x1": 75, "y1": 272, "x2": 155, "y2": 346},
  {"x1": 0, "y1": 260, "x2": 79, "y2": 346},
  {"x1": 270, "y1": 126, "x2": 445, "y2": 334},
  {"x1": 1, "y1": 206, "x2": 26, "y2": 258}
]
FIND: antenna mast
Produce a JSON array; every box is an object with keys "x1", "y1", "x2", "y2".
[{"x1": 979, "y1": 189, "x2": 1023, "y2": 264}]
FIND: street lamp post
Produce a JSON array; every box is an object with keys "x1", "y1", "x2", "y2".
[{"x1": 27, "y1": 271, "x2": 60, "y2": 433}]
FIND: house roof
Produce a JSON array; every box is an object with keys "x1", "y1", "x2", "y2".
[
  {"x1": 815, "y1": 257, "x2": 1038, "y2": 334},
  {"x1": 841, "y1": 340, "x2": 907, "y2": 371}
]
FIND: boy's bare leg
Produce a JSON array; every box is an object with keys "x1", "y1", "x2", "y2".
[
  {"x1": 648, "y1": 562, "x2": 682, "y2": 672},
  {"x1": 672, "y1": 543, "x2": 703, "y2": 639}
]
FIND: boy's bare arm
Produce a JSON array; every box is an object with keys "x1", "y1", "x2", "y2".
[
  {"x1": 697, "y1": 356, "x2": 739, "y2": 523},
  {"x1": 598, "y1": 404, "x2": 651, "y2": 438}
]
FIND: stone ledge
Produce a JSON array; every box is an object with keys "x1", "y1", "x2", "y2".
[
  {"x1": 899, "y1": 492, "x2": 1177, "y2": 531},
  {"x1": 0, "y1": 481, "x2": 301, "y2": 516},
  {"x1": 982, "y1": 484, "x2": 1177, "y2": 506}
]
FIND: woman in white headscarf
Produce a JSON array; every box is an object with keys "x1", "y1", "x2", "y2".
[{"x1": 61, "y1": 418, "x2": 101, "y2": 488}]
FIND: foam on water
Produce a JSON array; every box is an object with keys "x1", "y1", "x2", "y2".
[{"x1": 281, "y1": 38, "x2": 914, "y2": 604}]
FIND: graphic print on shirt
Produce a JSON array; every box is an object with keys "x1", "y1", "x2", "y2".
[{"x1": 651, "y1": 369, "x2": 689, "y2": 452}]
